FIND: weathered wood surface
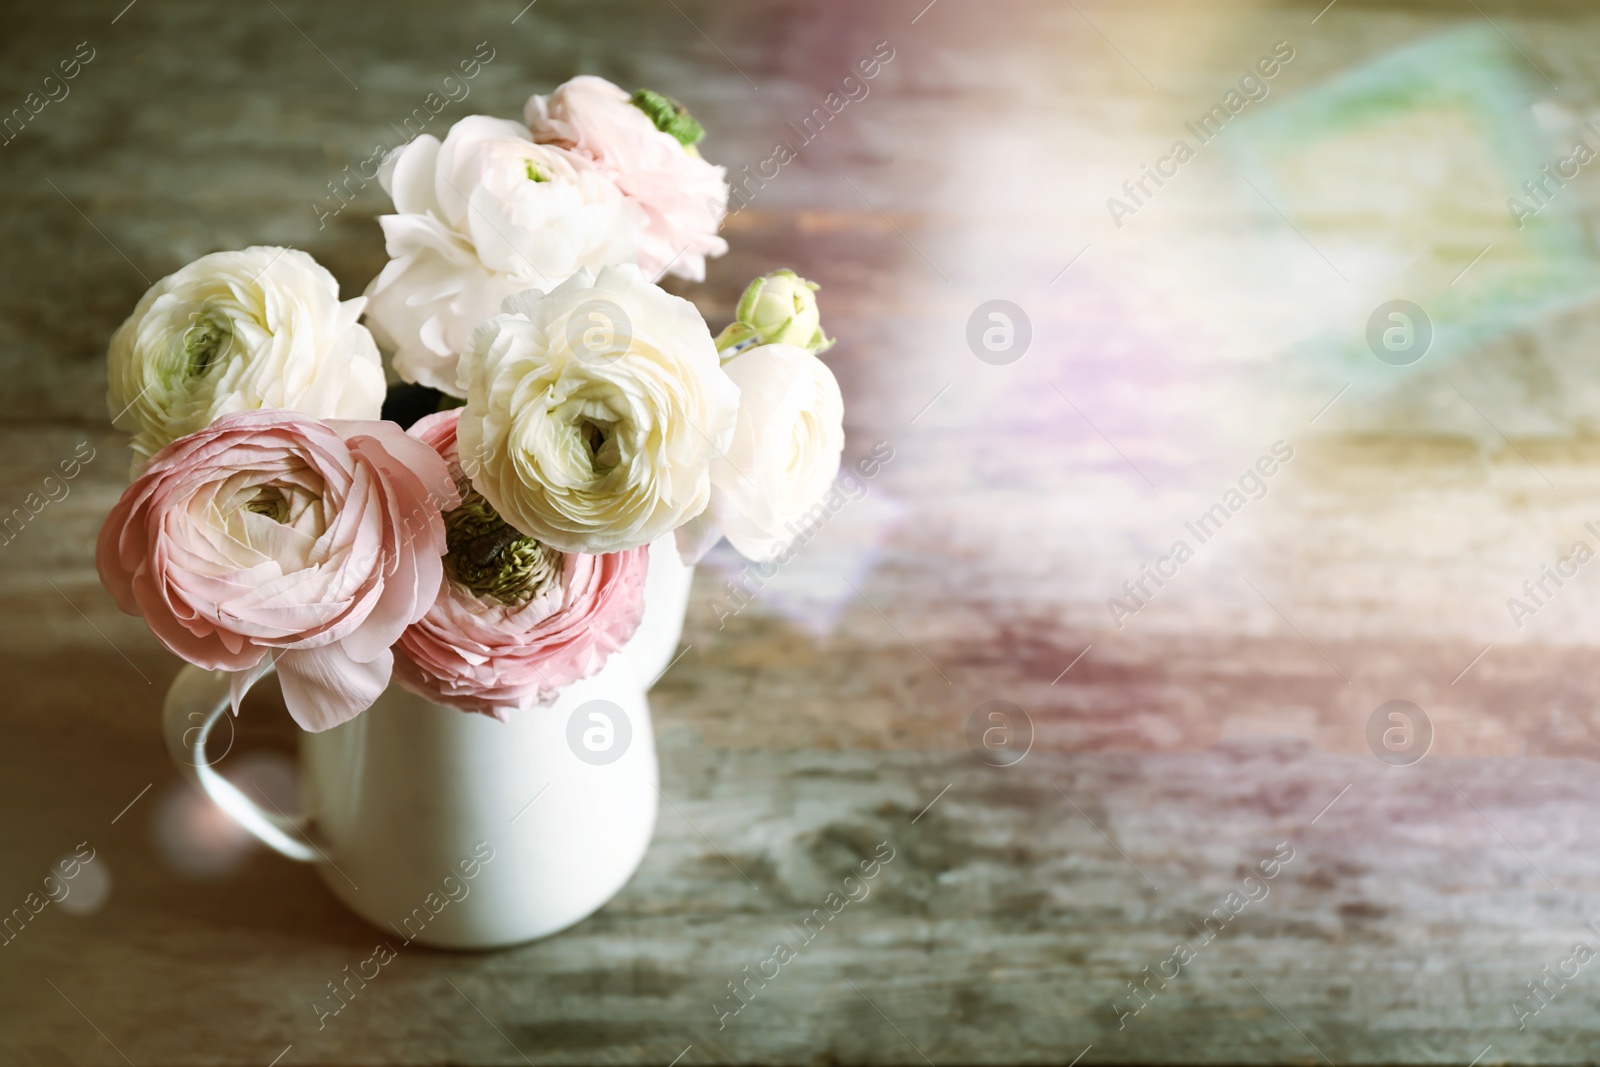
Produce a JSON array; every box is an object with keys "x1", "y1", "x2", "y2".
[
  {"x1": 13, "y1": 733, "x2": 1600, "y2": 1066},
  {"x1": 8, "y1": 0, "x2": 1600, "y2": 1063}
]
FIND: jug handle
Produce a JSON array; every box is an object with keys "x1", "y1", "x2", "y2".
[{"x1": 162, "y1": 662, "x2": 321, "y2": 863}]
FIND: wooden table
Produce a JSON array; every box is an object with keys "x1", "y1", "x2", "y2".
[{"x1": 6, "y1": 0, "x2": 1600, "y2": 1062}]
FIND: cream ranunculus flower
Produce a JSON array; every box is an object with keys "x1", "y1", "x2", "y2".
[
  {"x1": 364, "y1": 114, "x2": 643, "y2": 395},
  {"x1": 106, "y1": 246, "x2": 384, "y2": 473},
  {"x1": 706, "y1": 343, "x2": 845, "y2": 561},
  {"x1": 456, "y1": 264, "x2": 740, "y2": 554}
]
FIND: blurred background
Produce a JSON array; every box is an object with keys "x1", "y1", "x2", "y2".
[{"x1": 6, "y1": 0, "x2": 1600, "y2": 1062}]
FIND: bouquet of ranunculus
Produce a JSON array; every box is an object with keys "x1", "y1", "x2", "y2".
[{"x1": 96, "y1": 77, "x2": 845, "y2": 731}]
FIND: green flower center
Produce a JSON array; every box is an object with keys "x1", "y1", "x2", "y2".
[
  {"x1": 581, "y1": 419, "x2": 618, "y2": 474},
  {"x1": 524, "y1": 159, "x2": 548, "y2": 182},
  {"x1": 630, "y1": 88, "x2": 705, "y2": 147},
  {"x1": 181, "y1": 311, "x2": 232, "y2": 378},
  {"x1": 244, "y1": 486, "x2": 290, "y2": 523},
  {"x1": 443, "y1": 493, "x2": 562, "y2": 606}
]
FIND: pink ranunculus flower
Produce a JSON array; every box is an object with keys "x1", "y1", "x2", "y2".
[
  {"x1": 95, "y1": 409, "x2": 458, "y2": 731},
  {"x1": 525, "y1": 76, "x2": 729, "y2": 282},
  {"x1": 393, "y1": 409, "x2": 649, "y2": 718}
]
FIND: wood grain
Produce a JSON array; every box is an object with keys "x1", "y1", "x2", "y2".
[{"x1": 5, "y1": 0, "x2": 1600, "y2": 1063}]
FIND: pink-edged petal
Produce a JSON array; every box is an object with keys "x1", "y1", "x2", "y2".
[
  {"x1": 228, "y1": 656, "x2": 277, "y2": 716},
  {"x1": 328, "y1": 418, "x2": 459, "y2": 514},
  {"x1": 275, "y1": 643, "x2": 393, "y2": 733}
]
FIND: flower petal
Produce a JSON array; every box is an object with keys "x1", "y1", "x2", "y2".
[{"x1": 276, "y1": 644, "x2": 394, "y2": 732}]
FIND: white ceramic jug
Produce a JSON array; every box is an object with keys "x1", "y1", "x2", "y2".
[{"x1": 162, "y1": 536, "x2": 694, "y2": 950}]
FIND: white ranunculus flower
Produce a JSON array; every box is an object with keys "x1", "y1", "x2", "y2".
[
  {"x1": 707, "y1": 343, "x2": 844, "y2": 560},
  {"x1": 364, "y1": 114, "x2": 643, "y2": 395},
  {"x1": 456, "y1": 264, "x2": 740, "y2": 554},
  {"x1": 106, "y1": 246, "x2": 384, "y2": 474}
]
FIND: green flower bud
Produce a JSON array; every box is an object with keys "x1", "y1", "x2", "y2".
[
  {"x1": 714, "y1": 269, "x2": 834, "y2": 357},
  {"x1": 629, "y1": 89, "x2": 705, "y2": 148}
]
